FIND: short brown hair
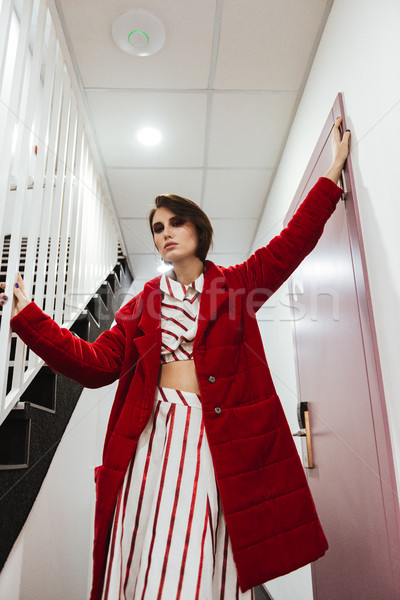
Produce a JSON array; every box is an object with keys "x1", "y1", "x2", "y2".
[{"x1": 148, "y1": 194, "x2": 214, "y2": 262}]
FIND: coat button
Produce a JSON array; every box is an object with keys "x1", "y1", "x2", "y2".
[
  {"x1": 215, "y1": 407, "x2": 222, "y2": 414},
  {"x1": 208, "y1": 375, "x2": 216, "y2": 383}
]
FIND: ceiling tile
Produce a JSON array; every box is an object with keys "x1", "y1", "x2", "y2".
[
  {"x1": 202, "y1": 169, "x2": 272, "y2": 218},
  {"x1": 58, "y1": 0, "x2": 217, "y2": 89},
  {"x1": 214, "y1": 0, "x2": 328, "y2": 90},
  {"x1": 207, "y1": 92, "x2": 297, "y2": 168},
  {"x1": 86, "y1": 91, "x2": 207, "y2": 167},
  {"x1": 210, "y1": 218, "x2": 257, "y2": 254},
  {"x1": 108, "y1": 168, "x2": 203, "y2": 217}
]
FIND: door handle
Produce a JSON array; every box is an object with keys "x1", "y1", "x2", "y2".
[
  {"x1": 293, "y1": 429, "x2": 306, "y2": 437},
  {"x1": 292, "y1": 402, "x2": 314, "y2": 469},
  {"x1": 340, "y1": 171, "x2": 348, "y2": 201}
]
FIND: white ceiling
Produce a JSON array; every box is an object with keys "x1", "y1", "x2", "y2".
[{"x1": 54, "y1": 0, "x2": 333, "y2": 287}]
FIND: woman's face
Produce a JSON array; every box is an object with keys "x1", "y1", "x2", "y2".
[{"x1": 151, "y1": 206, "x2": 199, "y2": 263}]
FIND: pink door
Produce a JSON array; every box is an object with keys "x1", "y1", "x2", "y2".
[{"x1": 285, "y1": 95, "x2": 400, "y2": 599}]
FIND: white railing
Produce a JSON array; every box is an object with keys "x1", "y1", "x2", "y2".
[{"x1": 0, "y1": 0, "x2": 120, "y2": 425}]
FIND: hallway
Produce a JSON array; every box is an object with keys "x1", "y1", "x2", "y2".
[{"x1": 1, "y1": 1, "x2": 400, "y2": 599}]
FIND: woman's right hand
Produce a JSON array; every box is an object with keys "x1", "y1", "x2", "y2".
[
  {"x1": 0, "y1": 272, "x2": 31, "y2": 315},
  {"x1": 324, "y1": 116, "x2": 351, "y2": 185}
]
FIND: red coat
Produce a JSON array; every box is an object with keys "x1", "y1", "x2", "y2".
[{"x1": 11, "y1": 177, "x2": 342, "y2": 598}]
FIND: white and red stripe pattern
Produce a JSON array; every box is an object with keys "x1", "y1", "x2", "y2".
[
  {"x1": 101, "y1": 386, "x2": 255, "y2": 600},
  {"x1": 159, "y1": 271, "x2": 204, "y2": 364}
]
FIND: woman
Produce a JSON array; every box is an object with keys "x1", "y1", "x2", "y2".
[{"x1": 1, "y1": 118, "x2": 350, "y2": 599}]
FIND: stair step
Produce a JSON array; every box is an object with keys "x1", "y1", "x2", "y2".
[
  {"x1": 0, "y1": 405, "x2": 31, "y2": 470},
  {"x1": 20, "y1": 366, "x2": 56, "y2": 413}
]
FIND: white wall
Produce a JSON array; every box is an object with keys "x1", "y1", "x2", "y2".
[
  {"x1": 255, "y1": 1, "x2": 400, "y2": 598},
  {"x1": 0, "y1": 382, "x2": 117, "y2": 600}
]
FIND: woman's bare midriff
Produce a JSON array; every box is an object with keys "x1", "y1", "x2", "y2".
[{"x1": 157, "y1": 359, "x2": 200, "y2": 394}]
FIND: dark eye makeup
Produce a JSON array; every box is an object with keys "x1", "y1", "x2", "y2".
[{"x1": 152, "y1": 218, "x2": 186, "y2": 233}]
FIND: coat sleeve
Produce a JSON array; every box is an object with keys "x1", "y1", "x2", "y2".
[
  {"x1": 10, "y1": 300, "x2": 130, "y2": 388},
  {"x1": 224, "y1": 177, "x2": 343, "y2": 310}
]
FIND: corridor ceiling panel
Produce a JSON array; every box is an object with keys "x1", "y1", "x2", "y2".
[{"x1": 55, "y1": 0, "x2": 333, "y2": 286}]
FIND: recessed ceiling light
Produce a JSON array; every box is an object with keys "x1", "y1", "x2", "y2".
[
  {"x1": 112, "y1": 9, "x2": 166, "y2": 57},
  {"x1": 137, "y1": 127, "x2": 162, "y2": 146}
]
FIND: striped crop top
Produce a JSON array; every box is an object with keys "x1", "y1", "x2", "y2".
[{"x1": 159, "y1": 270, "x2": 204, "y2": 364}]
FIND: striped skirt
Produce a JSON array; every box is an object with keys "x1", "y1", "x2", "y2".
[{"x1": 101, "y1": 386, "x2": 255, "y2": 600}]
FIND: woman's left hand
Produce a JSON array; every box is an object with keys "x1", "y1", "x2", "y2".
[{"x1": 325, "y1": 116, "x2": 351, "y2": 184}]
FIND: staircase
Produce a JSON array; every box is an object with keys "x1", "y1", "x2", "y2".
[
  {"x1": 0, "y1": 241, "x2": 133, "y2": 570},
  {"x1": 1, "y1": 233, "x2": 72, "y2": 397}
]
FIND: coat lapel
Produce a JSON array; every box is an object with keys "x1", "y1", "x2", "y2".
[
  {"x1": 195, "y1": 260, "x2": 229, "y2": 347},
  {"x1": 134, "y1": 276, "x2": 162, "y2": 372},
  {"x1": 138, "y1": 276, "x2": 162, "y2": 333}
]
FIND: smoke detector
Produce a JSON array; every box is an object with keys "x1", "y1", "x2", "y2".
[{"x1": 112, "y1": 9, "x2": 166, "y2": 57}]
